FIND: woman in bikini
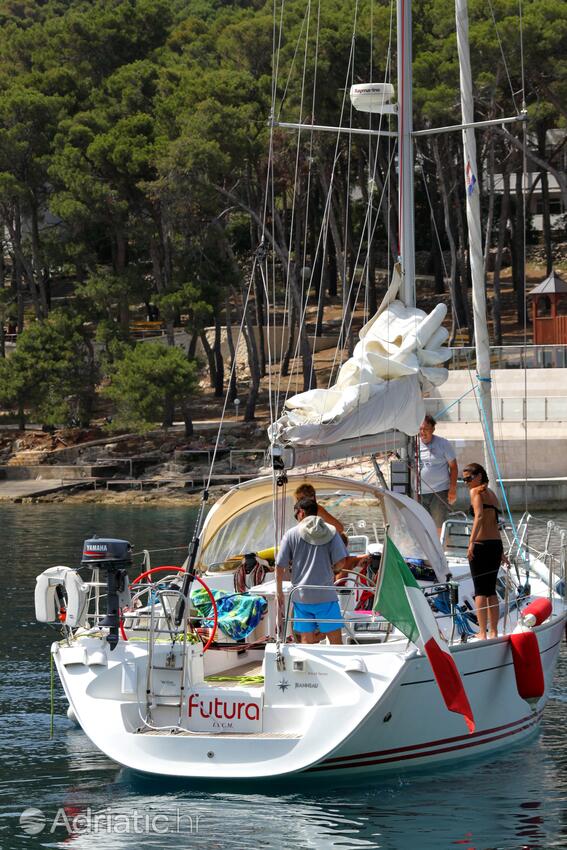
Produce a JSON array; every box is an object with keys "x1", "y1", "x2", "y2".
[{"x1": 463, "y1": 462, "x2": 508, "y2": 640}]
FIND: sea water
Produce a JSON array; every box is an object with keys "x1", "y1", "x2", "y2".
[{"x1": 0, "y1": 503, "x2": 566, "y2": 850}]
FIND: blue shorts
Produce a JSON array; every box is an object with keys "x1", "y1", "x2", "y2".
[{"x1": 293, "y1": 600, "x2": 342, "y2": 634}]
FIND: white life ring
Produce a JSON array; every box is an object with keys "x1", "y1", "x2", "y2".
[{"x1": 34, "y1": 566, "x2": 90, "y2": 628}]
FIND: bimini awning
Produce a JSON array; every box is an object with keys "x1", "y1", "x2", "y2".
[{"x1": 197, "y1": 474, "x2": 447, "y2": 582}]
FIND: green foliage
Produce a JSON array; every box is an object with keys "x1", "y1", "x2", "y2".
[
  {"x1": 103, "y1": 341, "x2": 198, "y2": 431},
  {"x1": 0, "y1": 0, "x2": 565, "y2": 424},
  {"x1": 0, "y1": 311, "x2": 95, "y2": 425}
]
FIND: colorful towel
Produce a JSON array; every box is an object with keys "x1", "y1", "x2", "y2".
[{"x1": 191, "y1": 587, "x2": 267, "y2": 641}]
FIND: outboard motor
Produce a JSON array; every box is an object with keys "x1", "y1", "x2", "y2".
[{"x1": 81, "y1": 537, "x2": 132, "y2": 651}]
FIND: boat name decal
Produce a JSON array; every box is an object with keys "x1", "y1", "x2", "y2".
[{"x1": 188, "y1": 693, "x2": 260, "y2": 722}]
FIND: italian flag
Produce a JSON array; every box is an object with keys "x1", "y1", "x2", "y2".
[{"x1": 374, "y1": 536, "x2": 475, "y2": 733}]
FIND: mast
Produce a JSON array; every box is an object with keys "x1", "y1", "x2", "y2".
[
  {"x1": 397, "y1": 0, "x2": 417, "y2": 495},
  {"x1": 455, "y1": 0, "x2": 498, "y2": 486},
  {"x1": 397, "y1": 0, "x2": 415, "y2": 309}
]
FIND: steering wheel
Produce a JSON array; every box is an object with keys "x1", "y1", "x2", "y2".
[
  {"x1": 128, "y1": 566, "x2": 218, "y2": 652},
  {"x1": 334, "y1": 568, "x2": 375, "y2": 615}
]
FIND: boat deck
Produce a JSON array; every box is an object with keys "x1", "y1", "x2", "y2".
[{"x1": 202, "y1": 659, "x2": 264, "y2": 687}]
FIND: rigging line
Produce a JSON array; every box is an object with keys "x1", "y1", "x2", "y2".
[
  {"x1": 521, "y1": 59, "x2": 529, "y2": 521},
  {"x1": 486, "y1": 0, "x2": 519, "y2": 113},
  {"x1": 296, "y1": 0, "x2": 323, "y2": 395},
  {"x1": 301, "y1": 128, "x2": 396, "y2": 395},
  {"x1": 204, "y1": 267, "x2": 257, "y2": 494},
  {"x1": 433, "y1": 383, "x2": 480, "y2": 420},
  {"x1": 365, "y1": 0, "x2": 375, "y2": 351},
  {"x1": 339, "y1": 28, "x2": 359, "y2": 359},
  {"x1": 268, "y1": 0, "x2": 287, "y2": 417},
  {"x1": 280, "y1": 151, "x2": 342, "y2": 408},
  {"x1": 518, "y1": 0, "x2": 526, "y2": 111},
  {"x1": 280, "y1": 27, "x2": 361, "y2": 410},
  {"x1": 275, "y1": 0, "x2": 315, "y2": 412},
  {"x1": 271, "y1": 4, "x2": 313, "y2": 418},
  {"x1": 475, "y1": 382, "x2": 525, "y2": 555},
  {"x1": 259, "y1": 262, "x2": 276, "y2": 429},
  {"x1": 322, "y1": 145, "x2": 397, "y2": 392},
  {"x1": 416, "y1": 143, "x2": 464, "y2": 335},
  {"x1": 297, "y1": 0, "x2": 316, "y2": 388},
  {"x1": 276, "y1": 4, "x2": 310, "y2": 120},
  {"x1": 271, "y1": 0, "x2": 285, "y2": 120}
]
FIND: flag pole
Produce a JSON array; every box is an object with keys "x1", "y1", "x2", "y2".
[{"x1": 372, "y1": 526, "x2": 389, "y2": 612}]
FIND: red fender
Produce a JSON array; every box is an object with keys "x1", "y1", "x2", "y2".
[
  {"x1": 509, "y1": 630, "x2": 545, "y2": 699},
  {"x1": 521, "y1": 598, "x2": 552, "y2": 626}
]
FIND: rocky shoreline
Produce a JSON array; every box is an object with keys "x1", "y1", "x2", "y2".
[{"x1": 0, "y1": 421, "x2": 269, "y2": 505}]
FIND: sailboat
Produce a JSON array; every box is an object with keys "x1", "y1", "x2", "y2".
[{"x1": 33, "y1": 0, "x2": 567, "y2": 779}]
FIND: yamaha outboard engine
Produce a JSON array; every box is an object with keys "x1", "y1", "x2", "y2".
[{"x1": 81, "y1": 537, "x2": 132, "y2": 651}]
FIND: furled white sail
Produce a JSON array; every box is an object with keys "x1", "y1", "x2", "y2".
[{"x1": 270, "y1": 266, "x2": 450, "y2": 446}]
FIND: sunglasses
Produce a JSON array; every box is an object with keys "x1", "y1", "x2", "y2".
[{"x1": 462, "y1": 474, "x2": 477, "y2": 483}]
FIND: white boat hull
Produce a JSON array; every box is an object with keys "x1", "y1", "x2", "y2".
[{"x1": 53, "y1": 612, "x2": 566, "y2": 779}]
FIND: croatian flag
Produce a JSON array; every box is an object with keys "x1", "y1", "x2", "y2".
[
  {"x1": 465, "y1": 160, "x2": 477, "y2": 196},
  {"x1": 373, "y1": 535, "x2": 475, "y2": 733}
]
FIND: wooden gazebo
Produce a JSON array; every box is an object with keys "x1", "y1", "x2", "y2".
[{"x1": 527, "y1": 270, "x2": 567, "y2": 345}]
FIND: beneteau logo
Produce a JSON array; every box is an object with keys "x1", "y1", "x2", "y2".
[{"x1": 188, "y1": 693, "x2": 260, "y2": 722}]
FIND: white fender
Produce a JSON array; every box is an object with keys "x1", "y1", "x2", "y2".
[{"x1": 35, "y1": 566, "x2": 90, "y2": 628}]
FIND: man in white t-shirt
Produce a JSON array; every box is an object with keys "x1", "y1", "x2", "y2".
[{"x1": 418, "y1": 414, "x2": 458, "y2": 533}]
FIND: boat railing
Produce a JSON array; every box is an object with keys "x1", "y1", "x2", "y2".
[
  {"x1": 505, "y1": 514, "x2": 567, "y2": 601},
  {"x1": 448, "y1": 343, "x2": 567, "y2": 371},
  {"x1": 284, "y1": 580, "x2": 465, "y2": 646}
]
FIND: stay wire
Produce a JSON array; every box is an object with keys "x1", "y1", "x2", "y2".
[{"x1": 280, "y1": 8, "x2": 361, "y2": 409}]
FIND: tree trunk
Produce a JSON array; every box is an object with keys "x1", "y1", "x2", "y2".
[
  {"x1": 511, "y1": 169, "x2": 525, "y2": 324},
  {"x1": 150, "y1": 233, "x2": 174, "y2": 345},
  {"x1": 280, "y1": 296, "x2": 296, "y2": 378},
  {"x1": 162, "y1": 395, "x2": 174, "y2": 428},
  {"x1": 199, "y1": 330, "x2": 217, "y2": 389},
  {"x1": 114, "y1": 231, "x2": 129, "y2": 334},
  {"x1": 30, "y1": 199, "x2": 49, "y2": 318},
  {"x1": 225, "y1": 296, "x2": 238, "y2": 403},
  {"x1": 13, "y1": 261, "x2": 24, "y2": 333},
  {"x1": 188, "y1": 332, "x2": 199, "y2": 359},
  {"x1": 433, "y1": 139, "x2": 469, "y2": 341},
  {"x1": 483, "y1": 134, "x2": 496, "y2": 278},
  {"x1": 182, "y1": 401, "x2": 194, "y2": 437},
  {"x1": 327, "y1": 237, "x2": 338, "y2": 297},
  {"x1": 319, "y1": 168, "x2": 350, "y2": 359},
  {"x1": 213, "y1": 317, "x2": 224, "y2": 397},
  {"x1": 312, "y1": 219, "x2": 326, "y2": 336},
  {"x1": 537, "y1": 124, "x2": 553, "y2": 275},
  {"x1": 450, "y1": 152, "x2": 471, "y2": 337},
  {"x1": 236, "y1": 287, "x2": 260, "y2": 422},
  {"x1": 6, "y1": 202, "x2": 42, "y2": 320},
  {"x1": 492, "y1": 170, "x2": 510, "y2": 346},
  {"x1": 254, "y1": 266, "x2": 266, "y2": 378}
]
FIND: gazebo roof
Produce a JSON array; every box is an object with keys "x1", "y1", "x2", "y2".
[{"x1": 528, "y1": 269, "x2": 567, "y2": 296}]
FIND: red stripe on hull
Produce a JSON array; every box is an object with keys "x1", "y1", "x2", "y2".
[{"x1": 312, "y1": 710, "x2": 543, "y2": 772}]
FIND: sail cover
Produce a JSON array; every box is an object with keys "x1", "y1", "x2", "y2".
[{"x1": 270, "y1": 266, "x2": 450, "y2": 446}]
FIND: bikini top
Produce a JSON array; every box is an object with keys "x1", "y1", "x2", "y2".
[{"x1": 469, "y1": 502, "x2": 501, "y2": 519}]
